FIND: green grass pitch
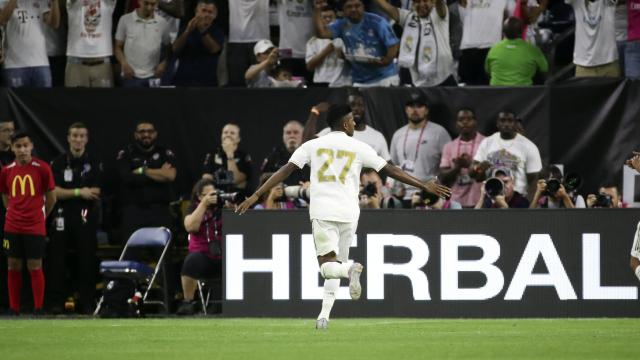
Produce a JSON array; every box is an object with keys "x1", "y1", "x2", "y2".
[{"x1": 0, "y1": 318, "x2": 639, "y2": 359}]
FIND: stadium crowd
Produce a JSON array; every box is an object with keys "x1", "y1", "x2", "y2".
[{"x1": 0, "y1": 0, "x2": 637, "y2": 88}]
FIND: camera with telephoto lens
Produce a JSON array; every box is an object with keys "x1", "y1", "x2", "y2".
[
  {"x1": 419, "y1": 189, "x2": 441, "y2": 206},
  {"x1": 213, "y1": 191, "x2": 244, "y2": 204},
  {"x1": 361, "y1": 182, "x2": 378, "y2": 197},
  {"x1": 484, "y1": 177, "x2": 504, "y2": 197},
  {"x1": 283, "y1": 185, "x2": 310, "y2": 201},
  {"x1": 594, "y1": 193, "x2": 613, "y2": 208},
  {"x1": 213, "y1": 168, "x2": 234, "y2": 186},
  {"x1": 544, "y1": 178, "x2": 561, "y2": 195}
]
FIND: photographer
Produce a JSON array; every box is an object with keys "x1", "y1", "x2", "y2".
[
  {"x1": 586, "y1": 183, "x2": 624, "y2": 208},
  {"x1": 474, "y1": 168, "x2": 529, "y2": 209},
  {"x1": 253, "y1": 173, "x2": 297, "y2": 210},
  {"x1": 411, "y1": 190, "x2": 462, "y2": 210},
  {"x1": 176, "y1": 179, "x2": 222, "y2": 315},
  {"x1": 359, "y1": 168, "x2": 403, "y2": 209},
  {"x1": 530, "y1": 166, "x2": 585, "y2": 209},
  {"x1": 202, "y1": 123, "x2": 252, "y2": 194}
]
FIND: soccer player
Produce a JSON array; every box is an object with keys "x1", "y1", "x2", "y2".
[
  {"x1": 237, "y1": 104, "x2": 450, "y2": 329},
  {"x1": 1, "y1": 132, "x2": 56, "y2": 315}
]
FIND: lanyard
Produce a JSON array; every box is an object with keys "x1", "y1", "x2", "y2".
[
  {"x1": 402, "y1": 123, "x2": 427, "y2": 161},
  {"x1": 456, "y1": 135, "x2": 477, "y2": 159}
]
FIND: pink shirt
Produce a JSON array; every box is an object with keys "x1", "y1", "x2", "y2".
[
  {"x1": 630, "y1": 0, "x2": 640, "y2": 41},
  {"x1": 440, "y1": 133, "x2": 485, "y2": 208}
]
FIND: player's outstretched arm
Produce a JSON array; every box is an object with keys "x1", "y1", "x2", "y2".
[
  {"x1": 381, "y1": 163, "x2": 452, "y2": 199},
  {"x1": 236, "y1": 162, "x2": 298, "y2": 215}
]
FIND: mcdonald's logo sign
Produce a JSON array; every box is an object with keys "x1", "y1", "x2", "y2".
[{"x1": 11, "y1": 175, "x2": 35, "y2": 197}]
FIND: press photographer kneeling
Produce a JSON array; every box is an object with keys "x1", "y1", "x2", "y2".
[
  {"x1": 474, "y1": 168, "x2": 530, "y2": 209},
  {"x1": 358, "y1": 169, "x2": 403, "y2": 209},
  {"x1": 177, "y1": 179, "x2": 240, "y2": 315}
]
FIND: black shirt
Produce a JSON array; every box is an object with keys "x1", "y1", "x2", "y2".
[
  {"x1": 202, "y1": 147, "x2": 252, "y2": 192},
  {"x1": 261, "y1": 144, "x2": 309, "y2": 186},
  {"x1": 0, "y1": 149, "x2": 14, "y2": 167},
  {"x1": 116, "y1": 144, "x2": 177, "y2": 206},
  {"x1": 51, "y1": 151, "x2": 103, "y2": 210}
]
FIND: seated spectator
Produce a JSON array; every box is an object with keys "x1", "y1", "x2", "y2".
[
  {"x1": 587, "y1": 182, "x2": 626, "y2": 208},
  {"x1": 115, "y1": 0, "x2": 172, "y2": 87},
  {"x1": 253, "y1": 173, "x2": 296, "y2": 210},
  {"x1": 374, "y1": 0, "x2": 456, "y2": 86},
  {"x1": 626, "y1": 0, "x2": 640, "y2": 78},
  {"x1": 411, "y1": 190, "x2": 462, "y2": 209},
  {"x1": 0, "y1": 0, "x2": 60, "y2": 87},
  {"x1": 313, "y1": 0, "x2": 400, "y2": 87},
  {"x1": 568, "y1": 0, "x2": 620, "y2": 77},
  {"x1": 530, "y1": 165, "x2": 586, "y2": 208},
  {"x1": 473, "y1": 110, "x2": 542, "y2": 200},
  {"x1": 439, "y1": 108, "x2": 485, "y2": 208},
  {"x1": 390, "y1": 92, "x2": 451, "y2": 201},
  {"x1": 227, "y1": 0, "x2": 269, "y2": 87},
  {"x1": 305, "y1": 5, "x2": 352, "y2": 87},
  {"x1": 176, "y1": 179, "x2": 222, "y2": 315},
  {"x1": 485, "y1": 17, "x2": 548, "y2": 86},
  {"x1": 359, "y1": 168, "x2": 403, "y2": 209},
  {"x1": 65, "y1": 0, "x2": 116, "y2": 87},
  {"x1": 261, "y1": 120, "x2": 310, "y2": 186},
  {"x1": 202, "y1": 123, "x2": 252, "y2": 194},
  {"x1": 475, "y1": 167, "x2": 530, "y2": 208},
  {"x1": 172, "y1": 0, "x2": 224, "y2": 87},
  {"x1": 245, "y1": 39, "x2": 278, "y2": 88}
]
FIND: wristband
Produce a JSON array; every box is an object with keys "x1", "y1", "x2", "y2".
[
  {"x1": 310, "y1": 107, "x2": 320, "y2": 116},
  {"x1": 74, "y1": 188, "x2": 80, "y2": 197}
]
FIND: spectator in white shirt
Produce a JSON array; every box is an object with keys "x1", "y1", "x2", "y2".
[
  {"x1": 0, "y1": 0, "x2": 60, "y2": 87},
  {"x1": 115, "y1": 0, "x2": 172, "y2": 87},
  {"x1": 277, "y1": 0, "x2": 315, "y2": 83},
  {"x1": 227, "y1": 0, "x2": 270, "y2": 86}
]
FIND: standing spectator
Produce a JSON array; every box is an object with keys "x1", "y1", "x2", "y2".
[
  {"x1": 474, "y1": 167, "x2": 530, "y2": 208},
  {"x1": 65, "y1": 0, "x2": 116, "y2": 87},
  {"x1": 485, "y1": 17, "x2": 548, "y2": 85},
  {"x1": 202, "y1": 123, "x2": 252, "y2": 194},
  {"x1": 458, "y1": 0, "x2": 513, "y2": 85},
  {"x1": 116, "y1": 121, "x2": 177, "y2": 241},
  {"x1": 0, "y1": 0, "x2": 60, "y2": 87},
  {"x1": 305, "y1": 5, "x2": 352, "y2": 87},
  {"x1": 390, "y1": 92, "x2": 451, "y2": 201},
  {"x1": 308, "y1": 93, "x2": 392, "y2": 161},
  {"x1": 313, "y1": 0, "x2": 400, "y2": 87},
  {"x1": 43, "y1": 0, "x2": 67, "y2": 87},
  {"x1": 172, "y1": 0, "x2": 224, "y2": 87},
  {"x1": 1, "y1": 132, "x2": 56, "y2": 315},
  {"x1": 227, "y1": 0, "x2": 270, "y2": 87},
  {"x1": 473, "y1": 110, "x2": 542, "y2": 199},
  {"x1": 0, "y1": 120, "x2": 13, "y2": 314},
  {"x1": 277, "y1": 0, "x2": 314, "y2": 82},
  {"x1": 115, "y1": 0, "x2": 172, "y2": 87},
  {"x1": 375, "y1": 0, "x2": 456, "y2": 86},
  {"x1": 615, "y1": 0, "x2": 627, "y2": 71},
  {"x1": 439, "y1": 108, "x2": 485, "y2": 208},
  {"x1": 627, "y1": 0, "x2": 640, "y2": 77},
  {"x1": 245, "y1": 39, "x2": 278, "y2": 88},
  {"x1": 47, "y1": 123, "x2": 103, "y2": 314},
  {"x1": 568, "y1": 0, "x2": 620, "y2": 77},
  {"x1": 261, "y1": 120, "x2": 310, "y2": 186}
]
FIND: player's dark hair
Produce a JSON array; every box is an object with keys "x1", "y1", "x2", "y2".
[
  {"x1": 135, "y1": 120, "x2": 156, "y2": 131},
  {"x1": 327, "y1": 104, "x2": 352, "y2": 130},
  {"x1": 10, "y1": 131, "x2": 30, "y2": 144},
  {"x1": 457, "y1": 108, "x2": 476, "y2": 119},
  {"x1": 191, "y1": 178, "x2": 216, "y2": 204}
]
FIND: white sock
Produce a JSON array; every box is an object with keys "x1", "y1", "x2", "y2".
[
  {"x1": 320, "y1": 262, "x2": 350, "y2": 279},
  {"x1": 634, "y1": 266, "x2": 640, "y2": 282},
  {"x1": 317, "y1": 279, "x2": 340, "y2": 320}
]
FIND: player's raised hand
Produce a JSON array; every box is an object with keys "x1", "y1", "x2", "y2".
[
  {"x1": 423, "y1": 178, "x2": 451, "y2": 199},
  {"x1": 235, "y1": 194, "x2": 258, "y2": 215}
]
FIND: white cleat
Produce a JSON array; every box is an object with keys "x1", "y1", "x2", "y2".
[
  {"x1": 316, "y1": 318, "x2": 328, "y2": 330},
  {"x1": 348, "y1": 262, "x2": 364, "y2": 300}
]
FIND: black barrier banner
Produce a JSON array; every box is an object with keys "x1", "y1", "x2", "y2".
[{"x1": 223, "y1": 209, "x2": 640, "y2": 318}]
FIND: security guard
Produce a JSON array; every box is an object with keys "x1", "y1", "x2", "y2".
[
  {"x1": 48, "y1": 122, "x2": 103, "y2": 314},
  {"x1": 116, "y1": 121, "x2": 177, "y2": 241}
]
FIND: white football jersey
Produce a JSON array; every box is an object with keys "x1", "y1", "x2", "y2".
[{"x1": 290, "y1": 131, "x2": 387, "y2": 223}]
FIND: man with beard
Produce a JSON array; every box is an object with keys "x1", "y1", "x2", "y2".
[
  {"x1": 202, "y1": 123, "x2": 252, "y2": 194},
  {"x1": 116, "y1": 121, "x2": 177, "y2": 241},
  {"x1": 305, "y1": 92, "x2": 391, "y2": 162},
  {"x1": 390, "y1": 92, "x2": 451, "y2": 202},
  {"x1": 439, "y1": 108, "x2": 485, "y2": 208},
  {"x1": 261, "y1": 120, "x2": 309, "y2": 186},
  {"x1": 472, "y1": 110, "x2": 541, "y2": 200}
]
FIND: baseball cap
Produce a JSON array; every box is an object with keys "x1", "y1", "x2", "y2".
[
  {"x1": 405, "y1": 92, "x2": 428, "y2": 107},
  {"x1": 254, "y1": 39, "x2": 275, "y2": 56},
  {"x1": 491, "y1": 167, "x2": 513, "y2": 178}
]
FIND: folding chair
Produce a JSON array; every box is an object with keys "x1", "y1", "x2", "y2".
[
  {"x1": 94, "y1": 227, "x2": 172, "y2": 316},
  {"x1": 196, "y1": 277, "x2": 222, "y2": 315}
]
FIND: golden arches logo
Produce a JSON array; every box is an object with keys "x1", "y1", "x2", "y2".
[{"x1": 11, "y1": 175, "x2": 35, "y2": 197}]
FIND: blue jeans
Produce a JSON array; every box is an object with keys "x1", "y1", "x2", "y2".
[
  {"x1": 626, "y1": 40, "x2": 640, "y2": 79},
  {"x1": 4, "y1": 66, "x2": 52, "y2": 87}
]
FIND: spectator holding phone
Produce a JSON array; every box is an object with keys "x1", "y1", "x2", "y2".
[{"x1": 245, "y1": 39, "x2": 278, "y2": 88}]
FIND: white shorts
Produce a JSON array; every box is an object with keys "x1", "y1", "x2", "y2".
[
  {"x1": 311, "y1": 219, "x2": 357, "y2": 262},
  {"x1": 631, "y1": 221, "x2": 640, "y2": 259}
]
